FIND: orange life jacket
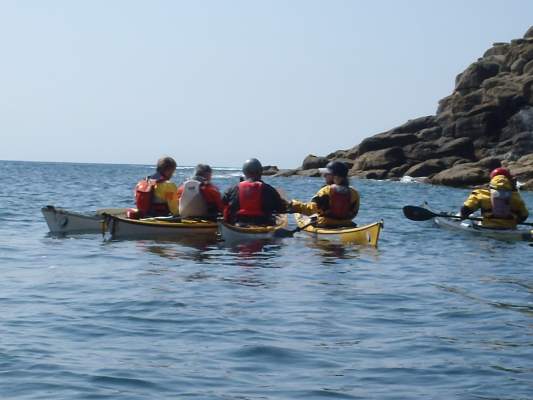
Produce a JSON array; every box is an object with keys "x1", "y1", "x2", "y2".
[
  {"x1": 134, "y1": 177, "x2": 170, "y2": 218},
  {"x1": 236, "y1": 181, "x2": 264, "y2": 218}
]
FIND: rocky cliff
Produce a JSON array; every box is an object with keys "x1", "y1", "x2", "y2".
[{"x1": 283, "y1": 27, "x2": 533, "y2": 189}]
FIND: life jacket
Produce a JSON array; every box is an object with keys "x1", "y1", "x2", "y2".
[
  {"x1": 178, "y1": 180, "x2": 208, "y2": 218},
  {"x1": 134, "y1": 176, "x2": 170, "y2": 218},
  {"x1": 236, "y1": 181, "x2": 264, "y2": 217},
  {"x1": 489, "y1": 188, "x2": 512, "y2": 219},
  {"x1": 325, "y1": 185, "x2": 352, "y2": 219}
]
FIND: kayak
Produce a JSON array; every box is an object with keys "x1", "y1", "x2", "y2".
[
  {"x1": 294, "y1": 214, "x2": 383, "y2": 247},
  {"x1": 104, "y1": 214, "x2": 218, "y2": 239},
  {"x1": 423, "y1": 204, "x2": 533, "y2": 242},
  {"x1": 218, "y1": 214, "x2": 288, "y2": 242},
  {"x1": 42, "y1": 205, "x2": 127, "y2": 234},
  {"x1": 433, "y1": 214, "x2": 533, "y2": 242}
]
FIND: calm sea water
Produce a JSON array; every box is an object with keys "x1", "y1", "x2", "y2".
[{"x1": 1, "y1": 160, "x2": 532, "y2": 400}]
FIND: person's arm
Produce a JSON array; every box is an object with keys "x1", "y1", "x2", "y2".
[
  {"x1": 222, "y1": 185, "x2": 239, "y2": 221},
  {"x1": 512, "y1": 194, "x2": 529, "y2": 223},
  {"x1": 165, "y1": 183, "x2": 179, "y2": 215},
  {"x1": 461, "y1": 191, "x2": 481, "y2": 219},
  {"x1": 175, "y1": 185, "x2": 184, "y2": 214},
  {"x1": 349, "y1": 188, "x2": 359, "y2": 219},
  {"x1": 289, "y1": 187, "x2": 328, "y2": 215},
  {"x1": 289, "y1": 200, "x2": 319, "y2": 215},
  {"x1": 262, "y1": 184, "x2": 288, "y2": 214},
  {"x1": 202, "y1": 184, "x2": 224, "y2": 213}
]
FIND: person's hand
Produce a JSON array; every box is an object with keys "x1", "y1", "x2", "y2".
[
  {"x1": 285, "y1": 200, "x2": 294, "y2": 213},
  {"x1": 460, "y1": 206, "x2": 472, "y2": 220}
]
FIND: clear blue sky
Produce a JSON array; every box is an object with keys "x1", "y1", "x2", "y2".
[{"x1": 1, "y1": 1, "x2": 532, "y2": 167}]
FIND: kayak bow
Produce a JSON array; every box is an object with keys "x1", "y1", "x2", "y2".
[{"x1": 42, "y1": 205, "x2": 127, "y2": 234}]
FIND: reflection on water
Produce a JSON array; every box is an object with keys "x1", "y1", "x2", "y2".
[
  {"x1": 138, "y1": 238, "x2": 219, "y2": 262},
  {"x1": 304, "y1": 238, "x2": 380, "y2": 265},
  {"x1": 4, "y1": 161, "x2": 533, "y2": 400}
]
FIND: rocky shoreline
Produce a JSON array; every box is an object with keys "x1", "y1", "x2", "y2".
[{"x1": 275, "y1": 27, "x2": 533, "y2": 190}]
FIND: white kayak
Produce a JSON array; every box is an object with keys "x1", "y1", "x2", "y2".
[
  {"x1": 418, "y1": 203, "x2": 533, "y2": 242},
  {"x1": 433, "y1": 216, "x2": 533, "y2": 242},
  {"x1": 42, "y1": 205, "x2": 127, "y2": 234},
  {"x1": 218, "y1": 214, "x2": 288, "y2": 243}
]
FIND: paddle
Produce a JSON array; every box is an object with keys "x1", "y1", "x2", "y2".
[
  {"x1": 273, "y1": 216, "x2": 318, "y2": 238},
  {"x1": 403, "y1": 205, "x2": 533, "y2": 227}
]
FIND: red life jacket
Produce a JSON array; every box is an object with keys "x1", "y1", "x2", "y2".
[
  {"x1": 326, "y1": 185, "x2": 352, "y2": 219},
  {"x1": 236, "y1": 181, "x2": 264, "y2": 217},
  {"x1": 134, "y1": 177, "x2": 170, "y2": 218}
]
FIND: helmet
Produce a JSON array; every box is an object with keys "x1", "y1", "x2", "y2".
[
  {"x1": 319, "y1": 161, "x2": 349, "y2": 178},
  {"x1": 490, "y1": 167, "x2": 512, "y2": 180},
  {"x1": 242, "y1": 158, "x2": 263, "y2": 178}
]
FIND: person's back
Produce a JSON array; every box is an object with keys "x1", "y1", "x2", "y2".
[
  {"x1": 223, "y1": 158, "x2": 286, "y2": 225},
  {"x1": 130, "y1": 157, "x2": 179, "y2": 219},
  {"x1": 177, "y1": 164, "x2": 223, "y2": 219},
  {"x1": 461, "y1": 168, "x2": 528, "y2": 229},
  {"x1": 289, "y1": 161, "x2": 359, "y2": 227}
]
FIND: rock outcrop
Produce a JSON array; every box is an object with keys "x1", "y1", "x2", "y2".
[{"x1": 286, "y1": 27, "x2": 533, "y2": 188}]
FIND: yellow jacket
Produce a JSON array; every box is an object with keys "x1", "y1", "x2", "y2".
[
  {"x1": 463, "y1": 175, "x2": 528, "y2": 228},
  {"x1": 291, "y1": 184, "x2": 360, "y2": 227},
  {"x1": 153, "y1": 181, "x2": 179, "y2": 215}
]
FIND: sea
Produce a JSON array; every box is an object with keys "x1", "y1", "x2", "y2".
[{"x1": 1, "y1": 160, "x2": 532, "y2": 400}]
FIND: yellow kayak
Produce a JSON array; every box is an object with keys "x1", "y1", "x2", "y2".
[
  {"x1": 218, "y1": 214, "x2": 288, "y2": 242},
  {"x1": 294, "y1": 214, "x2": 383, "y2": 247}
]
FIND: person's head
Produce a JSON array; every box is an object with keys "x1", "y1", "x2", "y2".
[
  {"x1": 156, "y1": 156, "x2": 177, "y2": 179},
  {"x1": 194, "y1": 164, "x2": 213, "y2": 182},
  {"x1": 319, "y1": 161, "x2": 349, "y2": 185},
  {"x1": 242, "y1": 158, "x2": 263, "y2": 179},
  {"x1": 489, "y1": 174, "x2": 513, "y2": 191},
  {"x1": 490, "y1": 167, "x2": 512, "y2": 180}
]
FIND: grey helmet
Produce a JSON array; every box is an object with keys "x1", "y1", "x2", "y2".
[{"x1": 242, "y1": 158, "x2": 263, "y2": 178}]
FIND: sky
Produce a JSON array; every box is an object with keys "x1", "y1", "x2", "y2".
[{"x1": 1, "y1": 1, "x2": 532, "y2": 168}]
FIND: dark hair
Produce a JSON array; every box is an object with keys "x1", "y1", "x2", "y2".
[
  {"x1": 194, "y1": 164, "x2": 212, "y2": 178},
  {"x1": 337, "y1": 176, "x2": 350, "y2": 187},
  {"x1": 156, "y1": 156, "x2": 177, "y2": 173}
]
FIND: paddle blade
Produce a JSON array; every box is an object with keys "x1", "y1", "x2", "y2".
[{"x1": 402, "y1": 205, "x2": 436, "y2": 221}]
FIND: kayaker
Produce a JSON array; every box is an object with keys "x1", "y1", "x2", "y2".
[
  {"x1": 223, "y1": 158, "x2": 287, "y2": 225},
  {"x1": 128, "y1": 156, "x2": 179, "y2": 219},
  {"x1": 177, "y1": 164, "x2": 224, "y2": 219},
  {"x1": 287, "y1": 161, "x2": 360, "y2": 227},
  {"x1": 460, "y1": 167, "x2": 528, "y2": 229}
]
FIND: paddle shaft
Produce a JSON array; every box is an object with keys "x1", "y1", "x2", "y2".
[
  {"x1": 404, "y1": 205, "x2": 533, "y2": 227},
  {"x1": 432, "y1": 210, "x2": 533, "y2": 227}
]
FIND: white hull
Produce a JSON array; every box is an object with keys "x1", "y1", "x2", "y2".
[
  {"x1": 42, "y1": 206, "x2": 103, "y2": 234},
  {"x1": 434, "y1": 216, "x2": 533, "y2": 241},
  {"x1": 217, "y1": 215, "x2": 288, "y2": 243}
]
